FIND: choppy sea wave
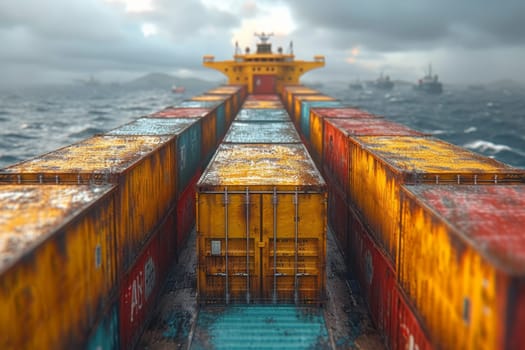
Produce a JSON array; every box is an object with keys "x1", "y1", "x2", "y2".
[{"x1": 1, "y1": 83, "x2": 524, "y2": 169}]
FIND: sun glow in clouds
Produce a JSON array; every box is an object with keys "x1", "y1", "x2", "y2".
[
  {"x1": 345, "y1": 46, "x2": 361, "y2": 64},
  {"x1": 141, "y1": 23, "x2": 158, "y2": 37}
]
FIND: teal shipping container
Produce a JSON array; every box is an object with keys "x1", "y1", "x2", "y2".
[
  {"x1": 300, "y1": 101, "x2": 342, "y2": 141},
  {"x1": 106, "y1": 117, "x2": 202, "y2": 196},
  {"x1": 235, "y1": 108, "x2": 291, "y2": 122}
]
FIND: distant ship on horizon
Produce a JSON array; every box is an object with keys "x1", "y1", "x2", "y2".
[
  {"x1": 171, "y1": 84, "x2": 185, "y2": 93},
  {"x1": 414, "y1": 64, "x2": 443, "y2": 94},
  {"x1": 371, "y1": 72, "x2": 394, "y2": 90}
]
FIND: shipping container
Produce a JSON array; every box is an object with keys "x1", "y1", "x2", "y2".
[
  {"x1": 326, "y1": 179, "x2": 349, "y2": 260},
  {"x1": 223, "y1": 121, "x2": 301, "y2": 144},
  {"x1": 86, "y1": 303, "x2": 120, "y2": 350},
  {"x1": 347, "y1": 136, "x2": 524, "y2": 264},
  {"x1": 106, "y1": 117, "x2": 202, "y2": 195},
  {"x1": 0, "y1": 135, "x2": 177, "y2": 274},
  {"x1": 192, "y1": 95, "x2": 234, "y2": 126},
  {"x1": 242, "y1": 99, "x2": 284, "y2": 109},
  {"x1": 207, "y1": 87, "x2": 243, "y2": 114},
  {"x1": 309, "y1": 108, "x2": 381, "y2": 166},
  {"x1": 393, "y1": 287, "x2": 433, "y2": 350},
  {"x1": 197, "y1": 143, "x2": 327, "y2": 304},
  {"x1": 157, "y1": 206, "x2": 177, "y2": 281},
  {"x1": 246, "y1": 94, "x2": 281, "y2": 101},
  {"x1": 400, "y1": 185, "x2": 525, "y2": 350},
  {"x1": 346, "y1": 206, "x2": 396, "y2": 349},
  {"x1": 0, "y1": 184, "x2": 117, "y2": 349},
  {"x1": 119, "y1": 225, "x2": 163, "y2": 350},
  {"x1": 175, "y1": 171, "x2": 201, "y2": 251},
  {"x1": 299, "y1": 101, "x2": 342, "y2": 142},
  {"x1": 146, "y1": 107, "x2": 217, "y2": 167},
  {"x1": 234, "y1": 108, "x2": 291, "y2": 122},
  {"x1": 280, "y1": 85, "x2": 319, "y2": 111},
  {"x1": 291, "y1": 94, "x2": 334, "y2": 125},
  {"x1": 176, "y1": 101, "x2": 227, "y2": 143},
  {"x1": 323, "y1": 118, "x2": 424, "y2": 197}
]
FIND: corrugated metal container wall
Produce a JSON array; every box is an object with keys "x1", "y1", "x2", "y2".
[
  {"x1": 393, "y1": 287, "x2": 433, "y2": 350},
  {"x1": 348, "y1": 136, "x2": 523, "y2": 265},
  {"x1": 309, "y1": 107, "x2": 381, "y2": 167},
  {"x1": 223, "y1": 121, "x2": 301, "y2": 144},
  {"x1": 207, "y1": 87, "x2": 242, "y2": 114},
  {"x1": 326, "y1": 181, "x2": 349, "y2": 261},
  {"x1": 196, "y1": 144, "x2": 327, "y2": 304},
  {"x1": 119, "y1": 225, "x2": 162, "y2": 350},
  {"x1": 323, "y1": 118, "x2": 424, "y2": 198},
  {"x1": 280, "y1": 85, "x2": 319, "y2": 111},
  {"x1": 175, "y1": 171, "x2": 201, "y2": 251},
  {"x1": 346, "y1": 206, "x2": 397, "y2": 349},
  {"x1": 400, "y1": 185, "x2": 525, "y2": 350},
  {"x1": 235, "y1": 108, "x2": 291, "y2": 122},
  {"x1": 291, "y1": 94, "x2": 336, "y2": 128},
  {"x1": 246, "y1": 94, "x2": 281, "y2": 101},
  {"x1": 242, "y1": 99, "x2": 284, "y2": 109},
  {"x1": 146, "y1": 107, "x2": 217, "y2": 168},
  {"x1": 175, "y1": 100, "x2": 226, "y2": 147},
  {"x1": 86, "y1": 303, "x2": 119, "y2": 350},
  {"x1": 0, "y1": 135, "x2": 176, "y2": 274},
  {"x1": 0, "y1": 184, "x2": 117, "y2": 349},
  {"x1": 192, "y1": 95, "x2": 234, "y2": 126},
  {"x1": 106, "y1": 117, "x2": 202, "y2": 196},
  {"x1": 157, "y1": 206, "x2": 176, "y2": 282}
]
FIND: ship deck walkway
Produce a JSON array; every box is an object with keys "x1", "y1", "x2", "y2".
[{"x1": 138, "y1": 226, "x2": 384, "y2": 349}]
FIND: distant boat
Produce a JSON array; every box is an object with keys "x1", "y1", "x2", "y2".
[
  {"x1": 171, "y1": 85, "x2": 186, "y2": 93},
  {"x1": 371, "y1": 72, "x2": 394, "y2": 90},
  {"x1": 414, "y1": 64, "x2": 443, "y2": 94}
]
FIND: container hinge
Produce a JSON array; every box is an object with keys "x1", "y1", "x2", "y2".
[
  {"x1": 233, "y1": 273, "x2": 248, "y2": 277},
  {"x1": 211, "y1": 273, "x2": 227, "y2": 277},
  {"x1": 274, "y1": 272, "x2": 285, "y2": 277},
  {"x1": 296, "y1": 273, "x2": 310, "y2": 277}
]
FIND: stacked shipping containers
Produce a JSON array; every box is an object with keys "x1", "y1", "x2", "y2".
[{"x1": 281, "y1": 84, "x2": 525, "y2": 349}]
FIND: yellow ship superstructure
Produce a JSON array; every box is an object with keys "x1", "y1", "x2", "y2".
[{"x1": 203, "y1": 32, "x2": 325, "y2": 94}]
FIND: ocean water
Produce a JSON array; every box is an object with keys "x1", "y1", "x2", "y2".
[{"x1": 0, "y1": 83, "x2": 524, "y2": 169}]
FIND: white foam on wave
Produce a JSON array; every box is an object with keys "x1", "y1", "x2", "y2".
[
  {"x1": 464, "y1": 140, "x2": 511, "y2": 154},
  {"x1": 464, "y1": 126, "x2": 477, "y2": 133}
]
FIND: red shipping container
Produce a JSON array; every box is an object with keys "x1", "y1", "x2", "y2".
[
  {"x1": 176, "y1": 171, "x2": 201, "y2": 253},
  {"x1": 119, "y1": 230, "x2": 161, "y2": 350},
  {"x1": 158, "y1": 206, "x2": 176, "y2": 281},
  {"x1": 347, "y1": 208, "x2": 397, "y2": 349},
  {"x1": 327, "y1": 178, "x2": 349, "y2": 260},
  {"x1": 393, "y1": 287, "x2": 433, "y2": 350}
]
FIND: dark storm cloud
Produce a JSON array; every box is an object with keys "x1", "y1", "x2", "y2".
[{"x1": 287, "y1": 0, "x2": 525, "y2": 51}]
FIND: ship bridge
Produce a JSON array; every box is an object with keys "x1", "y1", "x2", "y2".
[{"x1": 203, "y1": 32, "x2": 325, "y2": 94}]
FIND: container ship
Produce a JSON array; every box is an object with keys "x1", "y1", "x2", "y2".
[{"x1": 1, "y1": 33, "x2": 524, "y2": 350}]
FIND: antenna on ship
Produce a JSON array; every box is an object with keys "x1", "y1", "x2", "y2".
[
  {"x1": 234, "y1": 41, "x2": 241, "y2": 55},
  {"x1": 254, "y1": 31, "x2": 274, "y2": 43},
  {"x1": 289, "y1": 41, "x2": 294, "y2": 54}
]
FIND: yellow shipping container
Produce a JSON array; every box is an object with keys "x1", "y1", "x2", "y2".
[
  {"x1": 197, "y1": 144, "x2": 327, "y2": 304},
  {"x1": 192, "y1": 95, "x2": 233, "y2": 125},
  {"x1": 292, "y1": 95, "x2": 335, "y2": 126},
  {"x1": 0, "y1": 135, "x2": 177, "y2": 275},
  {"x1": 399, "y1": 185, "x2": 525, "y2": 350},
  {"x1": 0, "y1": 184, "x2": 117, "y2": 349},
  {"x1": 242, "y1": 100, "x2": 284, "y2": 109},
  {"x1": 281, "y1": 85, "x2": 319, "y2": 111},
  {"x1": 347, "y1": 136, "x2": 524, "y2": 265}
]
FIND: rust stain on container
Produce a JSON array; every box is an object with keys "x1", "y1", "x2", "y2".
[
  {"x1": 0, "y1": 135, "x2": 178, "y2": 275},
  {"x1": 400, "y1": 185, "x2": 525, "y2": 350},
  {"x1": 197, "y1": 143, "x2": 326, "y2": 304},
  {"x1": 192, "y1": 94, "x2": 234, "y2": 124},
  {"x1": 347, "y1": 136, "x2": 523, "y2": 265},
  {"x1": 0, "y1": 184, "x2": 117, "y2": 349}
]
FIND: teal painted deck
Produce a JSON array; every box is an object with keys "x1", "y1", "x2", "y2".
[{"x1": 190, "y1": 306, "x2": 331, "y2": 349}]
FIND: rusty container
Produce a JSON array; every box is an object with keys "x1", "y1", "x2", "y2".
[
  {"x1": 0, "y1": 184, "x2": 117, "y2": 349},
  {"x1": 119, "y1": 222, "x2": 163, "y2": 350},
  {"x1": 309, "y1": 107, "x2": 381, "y2": 166},
  {"x1": 178, "y1": 100, "x2": 227, "y2": 143},
  {"x1": 281, "y1": 85, "x2": 319, "y2": 112},
  {"x1": 86, "y1": 303, "x2": 119, "y2": 350},
  {"x1": 0, "y1": 135, "x2": 177, "y2": 275},
  {"x1": 147, "y1": 107, "x2": 217, "y2": 167},
  {"x1": 323, "y1": 118, "x2": 424, "y2": 198},
  {"x1": 105, "y1": 117, "x2": 202, "y2": 196},
  {"x1": 393, "y1": 287, "x2": 433, "y2": 350},
  {"x1": 399, "y1": 184, "x2": 525, "y2": 350},
  {"x1": 207, "y1": 85, "x2": 244, "y2": 114},
  {"x1": 223, "y1": 121, "x2": 301, "y2": 144},
  {"x1": 326, "y1": 179, "x2": 349, "y2": 260},
  {"x1": 175, "y1": 170, "x2": 201, "y2": 252},
  {"x1": 347, "y1": 136, "x2": 524, "y2": 265},
  {"x1": 291, "y1": 94, "x2": 337, "y2": 129},
  {"x1": 196, "y1": 143, "x2": 327, "y2": 304},
  {"x1": 346, "y1": 206, "x2": 397, "y2": 349},
  {"x1": 192, "y1": 94, "x2": 234, "y2": 126},
  {"x1": 235, "y1": 108, "x2": 291, "y2": 122},
  {"x1": 246, "y1": 94, "x2": 281, "y2": 101},
  {"x1": 242, "y1": 99, "x2": 284, "y2": 109},
  {"x1": 299, "y1": 101, "x2": 342, "y2": 143}
]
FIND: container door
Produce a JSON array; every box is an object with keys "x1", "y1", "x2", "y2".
[{"x1": 253, "y1": 75, "x2": 276, "y2": 94}]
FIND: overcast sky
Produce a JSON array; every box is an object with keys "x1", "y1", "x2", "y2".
[{"x1": 2, "y1": 0, "x2": 524, "y2": 87}]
